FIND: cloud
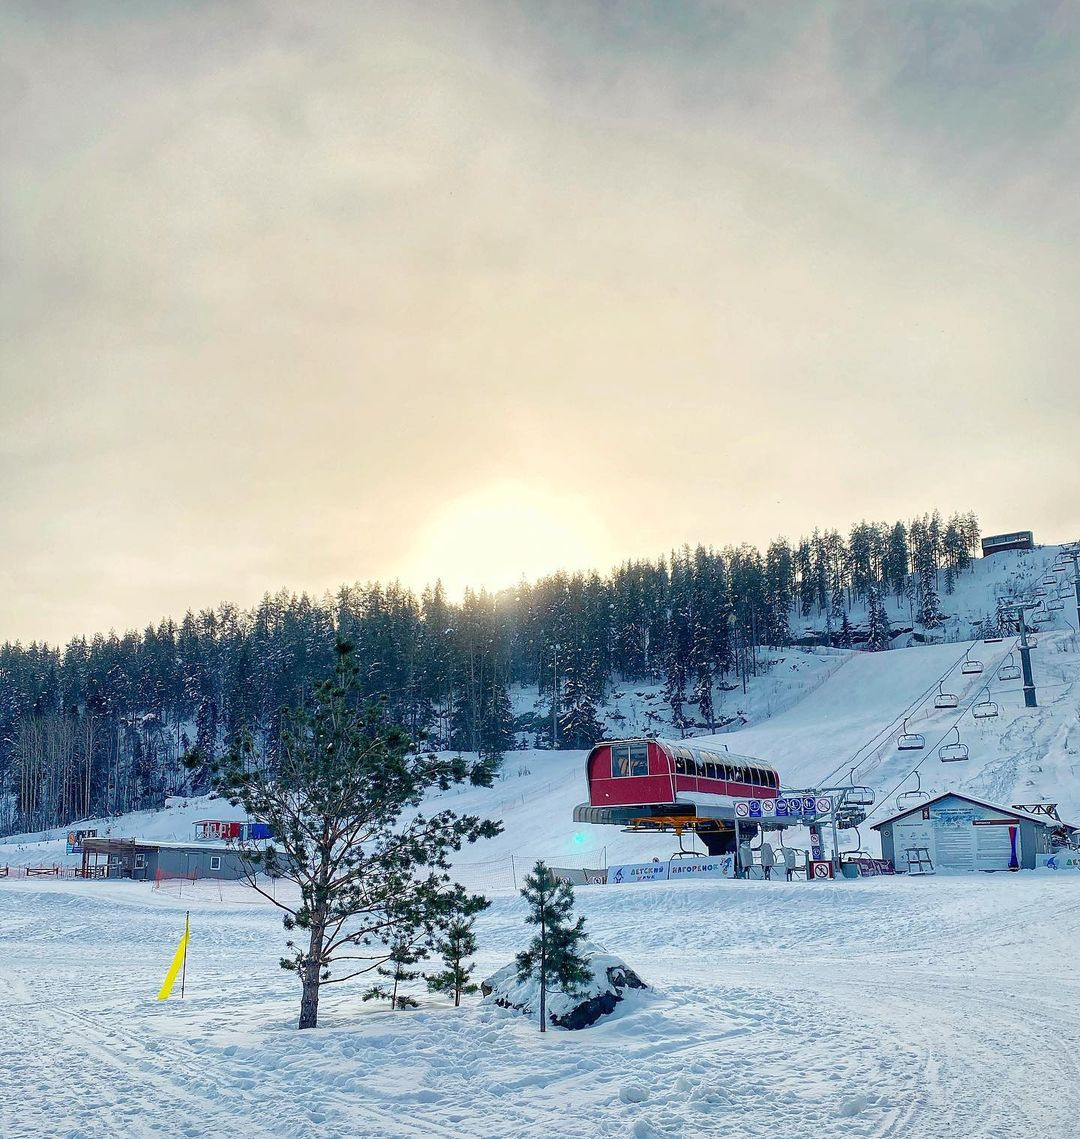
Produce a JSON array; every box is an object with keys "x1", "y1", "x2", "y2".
[{"x1": 0, "y1": 1, "x2": 1077, "y2": 643}]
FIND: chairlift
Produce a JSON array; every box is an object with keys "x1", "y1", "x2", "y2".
[
  {"x1": 998, "y1": 653, "x2": 1021, "y2": 682},
  {"x1": 1042, "y1": 576, "x2": 1056, "y2": 585},
  {"x1": 973, "y1": 687, "x2": 1000, "y2": 719},
  {"x1": 895, "y1": 771, "x2": 931, "y2": 812},
  {"x1": 897, "y1": 717, "x2": 925, "y2": 751},
  {"x1": 939, "y1": 725, "x2": 970, "y2": 763},
  {"x1": 960, "y1": 647, "x2": 983, "y2": 676},
  {"x1": 933, "y1": 679, "x2": 959, "y2": 709}
]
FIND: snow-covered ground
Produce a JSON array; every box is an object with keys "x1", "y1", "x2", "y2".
[{"x1": 3, "y1": 871, "x2": 1080, "y2": 1138}]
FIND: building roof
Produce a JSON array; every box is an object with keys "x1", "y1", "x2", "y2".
[
  {"x1": 870, "y1": 790, "x2": 1076, "y2": 832},
  {"x1": 81, "y1": 836, "x2": 247, "y2": 855}
]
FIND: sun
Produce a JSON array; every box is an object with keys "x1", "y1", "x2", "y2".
[{"x1": 399, "y1": 482, "x2": 611, "y2": 597}]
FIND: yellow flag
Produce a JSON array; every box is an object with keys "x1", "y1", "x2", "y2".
[{"x1": 157, "y1": 912, "x2": 190, "y2": 1001}]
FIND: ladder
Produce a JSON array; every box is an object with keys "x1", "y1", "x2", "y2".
[{"x1": 903, "y1": 846, "x2": 935, "y2": 875}]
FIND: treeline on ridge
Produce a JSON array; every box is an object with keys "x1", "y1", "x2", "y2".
[{"x1": 0, "y1": 510, "x2": 980, "y2": 835}]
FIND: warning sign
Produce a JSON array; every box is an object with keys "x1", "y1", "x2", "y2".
[{"x1": 809, "y1": 860, "x2": 834, "y2": 880}]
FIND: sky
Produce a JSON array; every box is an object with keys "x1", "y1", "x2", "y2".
[{"x1": 2, "y1": 0, "x2": 1079, "y2": 646}]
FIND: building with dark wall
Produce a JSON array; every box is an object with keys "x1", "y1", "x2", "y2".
[
  {"x1": 981, "y1": 531, "x2": 1034, "y2": 556},
  {"x1": 80, "y1": 837, "x2": 259, "y2": 881}
]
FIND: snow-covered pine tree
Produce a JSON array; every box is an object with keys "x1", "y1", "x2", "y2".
[
  {"x1": 478, "y1": 678, "x2": 515, "y2": 768},
  {"x1": 559, "y1": 661, "x2": 605, "y2": 749},
  {"x1": 865, "y1": 587, "x2": 892, "y2": 651},
  {"x1": 426, "y1": 910, "x2": 484, "y2": 1007},
  {"x1": 917, "y1": 565, "x2": 944, "y2": 629},
  {"x1": 693, "y1": 663, "x2": 715, "y2": 731},
  {"x1": 363, "y1": 934, "x2": 426, "y2": 1010},
  {"x1": 839, "y1": 611, "x2": 854, "y2": 648},
  {"x1": 515, "y1": 860, "x2": 591, "y2": 1033}
]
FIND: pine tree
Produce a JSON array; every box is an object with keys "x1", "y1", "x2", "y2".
[
  {"x1": 839, "y1": 611, "x2": 854, "y2": 648},
  {"x1": 195, "y1": 642, "x2": 501, "y2": 1030},
  {"x1": 426, "y1": 910, "x2": 485, "y2": 1007},
  {"x1": 559, "y1": 663, "x2": 605, "y2": 749},
  {"x1": 918, "y1": 566, "x2": 944, "y2": 629},
  {"x1": 478, "y1": 678, "x2": 515, "y2": 767},
  {"x1": 363, "y1": 934, "x2": 426, "y2": 1010},
  {"x1": 515, "y1": 860, "x2": 591, "y2": 1033},
  {"x1": 866, "y1": 587, "x2": 892, "y2": 651}
]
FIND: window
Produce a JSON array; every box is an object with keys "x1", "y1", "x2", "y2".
[
  {"x1": 611, "y1": 745, "x2": 630, "y2": 777},
  {"x1": 612, "y1": 743, "x2": 649, "y2": 778},
  {"x1": 674, "y1": 755, "x2": 687, "y2": 775},
  {"x1": 134, "y1": 853, "x2": 145, "y2": 870},
  {"x1": 209, "y1": 855, "x2": 221, "y2": 871},
  {"x1": 705, "y1": 763, "x2": 716, "y2": 780},
  {"x1": 629, "y1": 743, "x2": 649, "y2": 776}
]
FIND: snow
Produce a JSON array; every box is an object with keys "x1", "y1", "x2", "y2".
[
  {"x1": 3, "y1": 544, "x2": 1079, "y2": 1136},
  {"x1": 3, "y1": 872, "x2": 1080, "y2": 1137}
]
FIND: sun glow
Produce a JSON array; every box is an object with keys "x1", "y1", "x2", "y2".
[{"x1": 398, "y1": 483, "x2": 612, "y2": 598}]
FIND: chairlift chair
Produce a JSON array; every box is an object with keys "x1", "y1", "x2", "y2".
[
  {"x1": 934, "y1": 680, "x2": 959, "y2": 709},
  {"x1": 960, "y1": 648, "x2": 983, "y2": 676},
  {"x1": 939, "y1": 725, "x2": 970, "y2": 763},
  {"x1": 1042, "y1": 575, "x2": 1056, "y2": 585},
  {"x1": 895, "y1": 771, "x2": 931, "y2": 812},
  {"x1": 897, "y1": 717, "x2": 926, "y2": 751},
  {"x1": 1049, "y1": 600, "x2": 1065, "y2": 611},
  {"x1": 998, "y1": 653, "x2": 1021, "y2": 682},
  {"x1": 1035, "y1": 588, "x2": 1047, "y2": 598},
  {"x1": 1053, "y1": 564, "x2": 1067, "y2": 574},
  {"x1": 983, "y1": 636, "x2": 1004, "y2": 644},
  {"x1": 973, "y1": 687, "x2": 1000, "y2": 719}
]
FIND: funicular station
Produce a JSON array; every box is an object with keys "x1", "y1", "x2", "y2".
[{"x1": 572, "y1": 738, "x2": 880, "y2": 879}]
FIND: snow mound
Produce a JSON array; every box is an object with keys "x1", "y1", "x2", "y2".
[{"x1": 481, "y1": 939, "x2": 649, "y2": 1030}]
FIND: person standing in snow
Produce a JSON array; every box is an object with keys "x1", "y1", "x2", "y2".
[
  {"x1": 738, "y1": 839, "x2": 753, "y2": 879},
  {"x1": 760, "y1": 839, "x2": 774, "y2": 880},
  {"x1": 783, "y1": 846, "x2": 797, "y2": 881}
]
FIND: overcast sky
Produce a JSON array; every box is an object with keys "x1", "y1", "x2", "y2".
[{"x1": 2, "y1": 1, "x2": 1078, "y2": 645}]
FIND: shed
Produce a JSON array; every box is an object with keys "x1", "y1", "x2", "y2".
[
  {"x1": 80, "y1": 837, "x2": 258, "y2": 882},
  {"x1": 871, "y1": 792, "x2": 1076, "y2": 873}
]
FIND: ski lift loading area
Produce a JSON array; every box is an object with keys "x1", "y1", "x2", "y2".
[{"x1": 572, "y1": 738, "x2": 884, "y2": 879}]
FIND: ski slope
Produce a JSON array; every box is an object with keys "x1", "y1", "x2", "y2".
[{"x1": 4, "y1": 868, "x2": 1080, "y2": 1138}]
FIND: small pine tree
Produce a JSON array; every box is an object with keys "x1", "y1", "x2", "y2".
[
  {"x1": 516, "y1": 860, "x2": 591, "y2": 1033},
  {"x1": 839, "y1": 611, "x2": 854, "y2": 648},
  {"x1": 363, "y1": 935, "x2": 427, "y2": 1010},
  {"x1": 426, "y1": 910, "x2": 485, "y2": 1007}
]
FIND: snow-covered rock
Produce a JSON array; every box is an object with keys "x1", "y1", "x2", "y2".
[{"x1": 481, "y1": 941, "x2": 649, "y2": 1030}]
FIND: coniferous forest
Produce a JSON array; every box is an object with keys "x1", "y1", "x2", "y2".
[{"x1": 0, "y1": 510, "x2": 979, "y2": 835}]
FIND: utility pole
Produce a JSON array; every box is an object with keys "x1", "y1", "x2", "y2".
[
  {"x1": 1069, "y1": 550, "x2": 1080, "y2": 638},
  {"x1": 550, "y1": 643, "x2": 561, "y2": 749},
  {"x1": 1014, "y1": 604, "x2": 1038, "y2": 708}
]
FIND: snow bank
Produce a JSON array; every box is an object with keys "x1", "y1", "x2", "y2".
[{"x1": 482, "y1": 940, "x2": 650, "y2": 1029}]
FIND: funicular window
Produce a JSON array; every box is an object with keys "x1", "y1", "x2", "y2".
[
  {"x1": 674, "y1": 755, "x2": 688, "y2": 775},
  {"x1": 705, "y1": 762, "x2": 716, "y2": 780},
  {"x1": 629, "y1": 743, "x2": 649, "y2": 775},
  {"x1": 611, "y1": 745, "x2": 630, "y2": 777},
  {"x1": 611, "y1": 743, "x2": 649, "y2": 777}
]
